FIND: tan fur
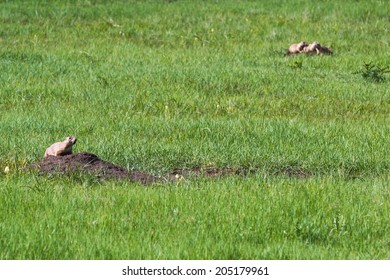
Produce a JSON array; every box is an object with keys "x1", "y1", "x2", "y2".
[
  {"x1": 302, "y1": 41, "x2": 321, "y2": 55},
  {"x1": 287, "y1": 41, "x2": 308, "y2": 55},
  {"x1": 44, "y1": 136, "x2": 77, "y2": 157},
  {"x1": 303, "y1": 41, "x2": 332, "y2": 55}
]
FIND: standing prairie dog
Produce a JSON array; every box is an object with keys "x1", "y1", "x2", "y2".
[
  {"x1": 44, "y1": 136, "x2": 77, "y2": 157},
  {"x1": 287, "y1": 41, "x2": 308, "y2": 55}
]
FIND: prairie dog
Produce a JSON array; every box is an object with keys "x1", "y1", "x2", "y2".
[
  {"x1": 303, "y1": 41, "x2": 333, "y2": 55},
  {"x1": 44, "y1": 136, "x2": 77, "y2": 157},
  {"x1": 303, "y1": 41, "x2": 321, "y2": 54},
  {"x1": 287, "y1": 41, "x2": 308, "y2": 55}
]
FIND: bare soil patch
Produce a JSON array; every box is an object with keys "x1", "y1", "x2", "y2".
[
  {"x1": 30, "y1": 153, "x2": 311, "y2": 185},
  {"x1": 31, "y1": 152, "x2": 159, "y2": 185}
]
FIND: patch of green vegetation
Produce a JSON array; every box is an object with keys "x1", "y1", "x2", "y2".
[
  {"x1": 1, "y1": 175, "x2": 389, "y2": 259},
  {"x1": 355, "y1": 62, "x2": 390, "y2": 83},
  {"x1": 0, "y1": 0, "x2": 389, "y2": 259}
]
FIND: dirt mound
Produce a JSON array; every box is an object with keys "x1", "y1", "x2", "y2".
[
  {"x1": 30, "y1": 152, "x2": 159, "y2": 185},
  {"x1": 30, "y1": 153, "x2": 311, "y2": 185}
]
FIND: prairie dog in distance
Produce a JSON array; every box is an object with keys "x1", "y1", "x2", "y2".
[
  {"x1": 303, "y1": 41, "x2": 333, "y2": 55},
  {"x1": 302, "y1": 41, "x2": 321, "y2": 54},
  {"x1": 287, "y1": 41, "x2": 308, "y2": 55}
]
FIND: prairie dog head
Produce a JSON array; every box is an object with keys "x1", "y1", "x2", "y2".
[{"x1": 65, "y1": 136, "x2": 77, "y2": 146}]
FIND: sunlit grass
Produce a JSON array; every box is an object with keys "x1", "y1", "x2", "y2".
[
  {"x1": 1, "y1": 174, "x2": 389, "y2": 259},
  {"x1": 0, "y1": 0, "x2": 389, "y2": 259}
]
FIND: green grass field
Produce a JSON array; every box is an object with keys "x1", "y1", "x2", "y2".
[{"x1": 0, "y1": 0, "x2": 389, "y2": 259}]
